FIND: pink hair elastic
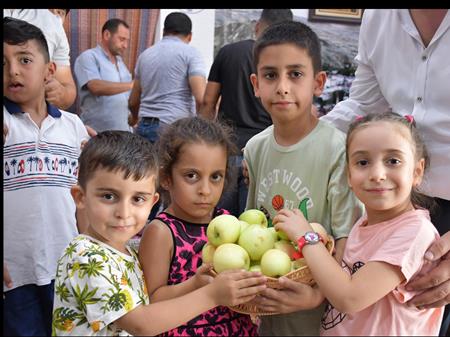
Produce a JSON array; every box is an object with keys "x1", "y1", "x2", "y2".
[
  {"x1": 355, "y1": 115, "x2": 364, "y2": 122},
  {"x1": 405, "y1": 114, "x2": 414, "y2": 124}
]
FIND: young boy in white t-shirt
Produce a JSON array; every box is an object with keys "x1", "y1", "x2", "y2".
[{"x1": 3, "y1": 17, "x2": 89, "y2": 336}]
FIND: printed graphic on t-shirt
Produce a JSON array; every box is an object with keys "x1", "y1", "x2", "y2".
[
  {"x1": 257, "y1": 169, "x2": 312, "y2": 226},
  {"x1": 3, "y1": 141, "x2": 79, "y2": 191},
  {"x1": 257, "y1": 168, "x2": 314, "y2": 210},
  {"x1": 321, "y1": 260, "x2": 365, "y2": 330}
]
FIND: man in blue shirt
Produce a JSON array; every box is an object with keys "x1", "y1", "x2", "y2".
[
  {"x1": 128, "y1": 12, "x2": 206, "y2": 143},
  {"x1": 74, "y1": 18, "x2": 133, "y2": 132}
]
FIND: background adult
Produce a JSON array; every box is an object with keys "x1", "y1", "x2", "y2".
[
  {"x1": 3, "y1": 9, "x2": 77, "y2": 110},
  {"x1": 74, "y1": 18, "x2": 133, "y2": 133},
  {"x1": 322, "y1": 9, "x2": 449, "y2": 336},
  {"x1": 199, "y1": 9, "x2": 293, "y2": 217},
  {"x1": 48, "y1": 8, "x2": 70, "y2": 25},
  {"x1": 128, "y1": 12, "x2": 206, "y2": 143}
]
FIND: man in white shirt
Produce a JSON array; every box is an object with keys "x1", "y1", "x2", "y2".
[{"x1": 322, "y1": 9, "x2": 449, "y2": 336}]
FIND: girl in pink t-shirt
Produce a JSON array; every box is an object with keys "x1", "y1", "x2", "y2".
[{"x1": 273, "y1": 112, "x2": 444, "y2": 335}]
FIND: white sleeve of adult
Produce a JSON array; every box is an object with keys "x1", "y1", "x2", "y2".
[{"x1": 321, "y1": 11, "x2": 390, "y2": 133}]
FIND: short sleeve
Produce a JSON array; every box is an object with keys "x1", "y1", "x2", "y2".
[
  {"x1": 367, "y1": 216, "x2": 439, "y2": 303},
  {"x1": 207, "y1": 47, "x2": 224, "y2": 82},
  {"x1": 67, "y1": 252, "x2": 143, "y2": 331},
  {"x1": 187, "y1": 48, "x2": 206, "y2": 78},
  {"x1": 327, "y1": 144, "x2": 364, "y2": 239},
  {"x1": 52, "y1": 20, "x2": 71, "y2": 66},
  {"x1": 74, "y1": 51, "x2": 101, "y2": 89}
]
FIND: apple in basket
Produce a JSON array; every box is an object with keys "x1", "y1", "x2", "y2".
[
  {"x1": 206, "y1": 214, "x2": 241, "y2": 246},
  {"x1": 201, "y1": 243, "x2": 216, "y2": 264},
  {"x1": 267, "y1": 227, "x2": 279, "y2": 243},
  {"x1": 238, "y1": 220, "x2": 251, "y2": 235},
  {"x1": 238, "y1": 224, "x2": 275, "y2": 261},
  {"x1": 274, "y1": 240, "x2": 299, "y2": 260},
  {"x1": 239, "y1": 209, "x2": 268, "y2": 227},
  {"x1": 260, "y1": 249, "x2": 291, "y2": 277},
  {"x1": 213, "y1": 243, "x2": 250, "y2": 273}
]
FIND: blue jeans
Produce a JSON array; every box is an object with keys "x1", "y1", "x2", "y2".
[
  {"x1": 136, "y1": 117, "x2": 167, "y2": 144},
  {"x1": 3, "y1": 281, "x2": 55, "y2": 336},
  {"x1": 135, "y1": 118, "x2": 167, "y2": 220},
  {"x1": 217, "y1": 155, "x2": 248, "y2": 217}
]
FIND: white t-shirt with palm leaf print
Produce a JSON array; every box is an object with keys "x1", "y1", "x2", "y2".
[{"x1": 52, "y1": 234, "x2": 149, "y2": 336}]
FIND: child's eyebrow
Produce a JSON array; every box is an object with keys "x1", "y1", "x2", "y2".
[
  {"x1": 96, "y1": 187, "x2": 154, "y2": 195},
  {"x1": 14, "y1": 50, "x2": 35, "y2": 57},
  {"x1": 286, "y1": 64, "x2": 307, "y2": 69},
  {"x1": 260, "y1": 64, "x2": 307, "y2": 71},
  {"x1": 350, "y1": 149, "x2": 406, "y2": 157}
]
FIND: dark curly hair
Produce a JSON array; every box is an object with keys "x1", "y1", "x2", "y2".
[{"x1": 157, "y1": 117, "x2": 238, "y2": 204}]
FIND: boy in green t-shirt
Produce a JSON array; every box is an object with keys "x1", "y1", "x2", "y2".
[{"x1": 244, "y1": 20, "x2": 364, "y2": 335}]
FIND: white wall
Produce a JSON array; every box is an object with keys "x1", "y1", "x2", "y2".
[
  {"x1": 291, "y1": 9, "x2": 308, "y2": 18},
  {"x1": 155, "y1": 9, "x2": 307, "y2": 73},
  {"x1": 156, "y1": 9, "x2": 216, "y2": 73}
]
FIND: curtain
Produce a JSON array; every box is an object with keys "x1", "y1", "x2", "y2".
[{"x1": 62, "y1": 9, "x2": 160, "y2": 114}]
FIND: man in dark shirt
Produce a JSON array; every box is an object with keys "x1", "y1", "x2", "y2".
[{"x1": 199, "y1": 9, "x2": 293, "y2": 216}]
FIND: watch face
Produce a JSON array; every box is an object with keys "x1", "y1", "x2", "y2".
[{"x1": 305, "y1": 231, "x2": 320, "y2": 243}]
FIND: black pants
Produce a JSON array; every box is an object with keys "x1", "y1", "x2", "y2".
[{"x1": 430, "y1": 197, "x2": 449, "y2": 336}]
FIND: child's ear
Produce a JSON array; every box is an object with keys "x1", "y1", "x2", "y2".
[
  {"x1": 45, "y1": 61, "x2": 57, "y2": 82},
  {"x1": 346, "y1": 167, "x2": 352, "y2": 189},
  {"x1": 413, "y1": 158, "x2": 425, "y2": 187},
  {"x1": 313, "y1": 71, "x2": 327, "y2": 97},
  {"x1": 71, "y1": 184, "x2": 86, "y2": 209},
  {"x1": 250, "y1": 73, "x2": 260, "y2": 98},
  {"x1": 152, "y1": 192, "x2": 160, "y2": 207}
]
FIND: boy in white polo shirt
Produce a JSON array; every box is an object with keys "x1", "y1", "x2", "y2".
[{"x1": 3, "y1": 17, "x2": 89, "y2": 336}]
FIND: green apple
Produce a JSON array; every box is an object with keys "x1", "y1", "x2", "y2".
[
  {"x1": 260, "y1": 249, "x2": 292, "y2": 277},
  {"x1": 239, "y1": 220, "x2": 251, "y2": 235},
  {"x1": 249, "y1": 264, "x2": 261, "y2": 272},
  {"x1": 277, "y1": 229, "x2": 290, "y2": 241},
  {"x1": 201, "y1": 242, "x2": 216, "y2": 264},
  {"x1": 267, "y1": 227, "x2": 279, "y2": 242},
  {"x1": 239, "y1": 209, "x2": 268, "y2": 227},
  {"x1": 213, "y1": 243, "x2": 250, "y2": 273},
  {"x1": 274, "y1": 240, "x2": 299, "y2": 260},
  {"x1": 206, "y1": 214, "x2": 241, "y2": 246},
  {"x1": 238, "y1": 224, "x2": 275, "y2": 261}
]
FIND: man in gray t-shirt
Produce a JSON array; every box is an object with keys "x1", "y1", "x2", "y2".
[{"x1": 128, "y1": 12, "x2": 206, "y2": 143}]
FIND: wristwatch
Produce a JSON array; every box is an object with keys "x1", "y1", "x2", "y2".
[{"x1": 296, "y1": 231, "x2": 323, "y2": 257}]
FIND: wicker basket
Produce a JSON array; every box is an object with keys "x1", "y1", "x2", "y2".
[{"x1": 225, "y1": 236, "x2": 335, "y2": 317}]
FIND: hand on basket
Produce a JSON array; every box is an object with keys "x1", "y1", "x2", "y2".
[
  {"x1": 252, "y1": 277, "x2": 324, "y2": 314},
  {"x1": 209, "y1": 269, "x2": 267, "y2": 307}
]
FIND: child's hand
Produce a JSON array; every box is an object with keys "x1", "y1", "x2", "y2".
[
  {"x1": 273, "y1": 208, "x2": 313, "y2": 242},
  {"x1": 45, "y1": 78, "x2": 65, "y2": 107},
  {"x1": 193, "y1": 263, "x2": 215, "y2": 288},
  {"x1": 210, "y1": 269, "x2": 266, "y2": 307}
]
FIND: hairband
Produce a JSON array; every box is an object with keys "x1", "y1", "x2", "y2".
[
  {"x1": 355, "y1": 115, "x2": 364, "y2": 122},
  {"x1": 404, "y1": 114, "x2": 414, "y2": 124}
]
